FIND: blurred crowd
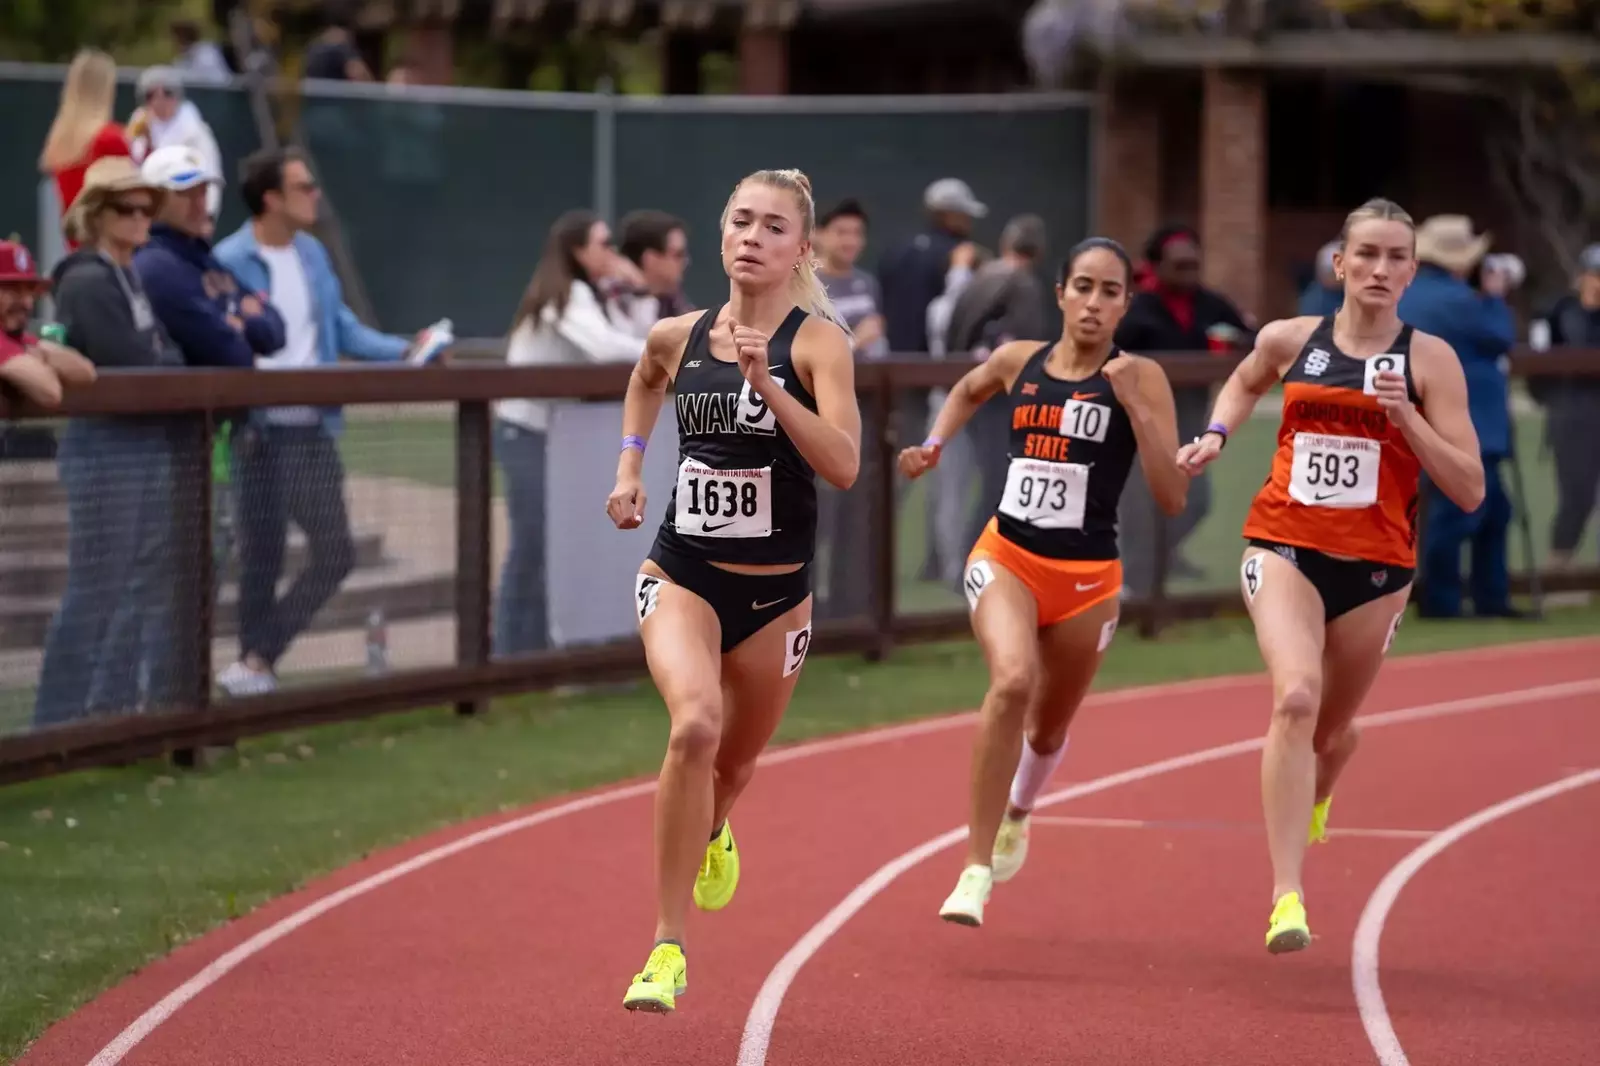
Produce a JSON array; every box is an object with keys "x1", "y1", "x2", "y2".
[{"x1": 3, "y1": 20, "x2": 1599, "y2": 731}]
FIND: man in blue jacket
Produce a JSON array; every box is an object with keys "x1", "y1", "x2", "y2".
[
  {"x1": 213, "y1": 146, "x2": 423, "y2": 697},
  {"x1": 1397, "y1": 215, "x2": 1519, "y2": 618}
]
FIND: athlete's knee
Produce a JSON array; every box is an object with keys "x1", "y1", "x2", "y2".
[
  {"x1": 1270, "y1": 679, "x2": 1321, "y2": 728},
  {"x1": 986, "y1": 658, "x2": 1039, "y2": 717},
  {"x1": 712, "y1": 756, "x2": 755, "y2": 796},
  {"x1": 665, "y1": 701, "x2": 722, "y2": 763},
  {"x1": 1315, "y1": 718, "x2": 1360, "y2": 756}
]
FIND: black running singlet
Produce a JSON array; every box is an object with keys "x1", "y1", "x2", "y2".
[
  {"x1": 991, "y1": 344, "x2": 1140, "y2": 560},
  {"x1": 652, "y1": 305, "x2": 819, "y2": 565}
]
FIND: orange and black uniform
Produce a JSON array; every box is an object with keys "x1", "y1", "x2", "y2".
[
  {"x1": 1242, "y1": 316, "x2": 1421, "y2": 620},
  {"x1": 964, "y1": 344, "x2": 1138, "y2": 627}
]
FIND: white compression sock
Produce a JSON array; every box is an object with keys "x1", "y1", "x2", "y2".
[{"x1": 1008, "y1": 736, "x2": 1068, "y2": 814}]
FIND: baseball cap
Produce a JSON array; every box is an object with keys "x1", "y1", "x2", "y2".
[
  {"x1": 923, "y1": 177, "x2": 988, "y2": 219},
  {"x1": 142, "y1": 144, "x2": 221, "y2": 192},
  {"x1": 0, "y1": 238, "x2": 46, "y2": 286},
  {"x1": 1579, "y1": 243, "x2": 1600, "y2": 276}
]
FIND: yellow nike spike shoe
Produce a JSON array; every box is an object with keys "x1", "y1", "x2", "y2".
[
  {"x1": 938, "y1": 864, "x2": 994, "y2": 927},
  {"x1": 623, "y1": 942, "x2": 687, "y2": 1013},
  {"x1": 694, "y1": 821, "x2": 740, "y2": 911},
  {"x1": 1265, "y1": 891, "x2": 1312, "y2": 954},
  {"x1": 1309, "y1": 795, "x2": 1334, "y2": 845},
  {"x1": 991, "y1": 814, "x2": 1031, "y2": 883}
]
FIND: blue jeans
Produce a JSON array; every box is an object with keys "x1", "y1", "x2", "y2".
[
  {"x1": 33, "y1": 418, "x2": 177, "y2": 727},
  {"x1": 493, "y1": 420, "x2": 548, "y2": 656},
  {"x1": 1418, "y1": 454, "x2": 1512, "y2": 617}
]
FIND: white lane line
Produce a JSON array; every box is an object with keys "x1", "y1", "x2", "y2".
[
  {"x1": 77, "y1": 639, "x2": 1597, "y2": 1066},
  {"x1": 1351, "y1": 768, "x2": 1600, "y2": 1066},
  {"x1": 735, "y1": 677, "x2": 1600, "y2": 1066},
  {"x1": 1028, "y1": 815, "x2": 1438, "y2": 840}
]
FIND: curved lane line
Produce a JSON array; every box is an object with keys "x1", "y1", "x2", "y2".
[
  {"x1": 734, "y1": 678, "x2": 1600, "y2": 1066},
  {"x1": 1351, "y1": 768, "x2": 1600, "y2": 1066}
]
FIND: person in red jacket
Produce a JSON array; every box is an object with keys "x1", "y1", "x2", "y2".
[
  {"x1": 39, "y1": 49, "x2": 131, "y2": 248},
  {"x1": 0, "y1": 238, "x2": 95, "y2": 407}
]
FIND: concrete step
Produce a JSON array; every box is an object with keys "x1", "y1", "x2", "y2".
[
  {"x1": 0, "y1": 562, "x2": 456, "y2": 651},
  {"x1": 0, "y1": 531, "x2": 389, "y2": 597}
]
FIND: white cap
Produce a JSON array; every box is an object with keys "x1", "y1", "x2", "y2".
[
  {"x1": 923, "y1": 177, "x2": 987, "y2": 219},
  {"x1": 142, "y1": 145, "x2": 221, "y2": 192}
]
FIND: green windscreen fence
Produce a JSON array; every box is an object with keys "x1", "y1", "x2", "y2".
[{"x1": 1, "y1": 67, "x2": 1093, "y2": 339}]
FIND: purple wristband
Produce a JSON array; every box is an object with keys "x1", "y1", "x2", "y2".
[
  {"x1": 621, "y1": 435, "x2": 647, "y2": 454},
  {"x1": 924, "y1": 435, "x2": 944, "y2": 450},
  {"x1": 1202, "y1": 422, "x2": 1229, "y2": 445}
]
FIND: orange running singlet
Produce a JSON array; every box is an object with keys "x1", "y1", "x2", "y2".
[{"x1": 1241, "y1": 316, "x2": 1423, "y2": 568}]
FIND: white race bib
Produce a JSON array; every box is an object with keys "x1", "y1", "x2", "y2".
[
  {"x1": 1059, "y1": 398, "x2": 1111, "y2": 442},
  {"x1": 1289, "y1": 433, "x2": 1380, "y2": 508},
  {"x1": 998, "y1": 457, "x2": 1089, "y2": 529},
  {"x1": 1362, "y1": 353, "x2": 1406, "y2": 396},
  {"x1": 673, "y1": 458, "x2": 772, "y2": 538}
]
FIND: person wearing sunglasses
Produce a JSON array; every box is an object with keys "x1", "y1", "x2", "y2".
[{"x1": 33, "y1": 157, "x2": 186, "y2": 729}]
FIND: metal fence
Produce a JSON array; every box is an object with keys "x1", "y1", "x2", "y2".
[
  {"x1": 1, "y1": 350, "x2": 1596, "y2": 783},
  {"x1": 1, "y1": 63, "x2": 1095, "y2": 337}
]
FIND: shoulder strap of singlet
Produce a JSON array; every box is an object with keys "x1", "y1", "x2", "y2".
[
  {"x1": 768, "y1": 305, "x2": 808, "y2": 356},
  {"x1": 1008, "y1": 342, "x2": 1055, "y2": 393},
  {"x1": 1391, "y1": 323, "x2": 1415, "y2": 353},
  {"x1": 685, "y1": 304, "x2": 721, "y2": 357}
]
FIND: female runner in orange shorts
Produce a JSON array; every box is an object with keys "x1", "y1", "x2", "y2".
[
  {"x1": 899, "y1": 237, "x2": 1189, "y2": 926},
  {"x1": 1176, "y1": 198, "x2": 1485, "y2": 953}
]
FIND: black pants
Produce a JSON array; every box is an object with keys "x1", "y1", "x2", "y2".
[
  {"x1": 1548, "y1": 394, "x2": 1600, "y2": 556},
  {"x1": 233, "y1": 423, "x2": 357, "y2": 667}
]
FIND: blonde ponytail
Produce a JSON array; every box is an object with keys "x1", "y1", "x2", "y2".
[{"x1": 724, "y1": 167, "x2": 854, "y2": 343}]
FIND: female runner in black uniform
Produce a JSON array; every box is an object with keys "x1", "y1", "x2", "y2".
[
  {"x1": 605, "y1": 168, "x2": 861, "y2": 1013},
  {"x1": 899, "y1": 238, "x2": 1188, "y2": 926}
]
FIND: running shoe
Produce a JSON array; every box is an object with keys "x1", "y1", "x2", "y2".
[
  {"x1": 623, "y1": 942, "x2": 687, "y2": 1013},
  {"x1": 694, "y1": 821, "x2": 740, "y2": 911},
  {"x1": 1265, "y1": 891, "x2": 1312, "y2": 954},
  {"x1": 991, "y1": 814, "x2": 1031, "y2": 882},
  {"x1": 1309, "y1": 795, "x2": 1333, "y2": 845},
  {"x1": 939, "y1": 864, "x2": 993, "y2": 926}
]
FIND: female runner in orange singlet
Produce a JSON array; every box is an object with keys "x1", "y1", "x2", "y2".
[
  {"x1": 900, "y1": 238, "x2": 1188, "y2": 926},
  {"x1": 1176, "y1": 199, "x2": 1486, "y2": 953}
]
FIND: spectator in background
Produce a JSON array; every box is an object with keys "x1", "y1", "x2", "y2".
[
  {"x1": 212, "y1": 148, "x2": 425, "y2": 696},
  {"x1": 1398, "y1": 214, "x2": 1519, "y2": 619},
  {"x1": 1113, "y1": 223, "x2": 1252, "y2": 597},
  {"x1": 170, "y1": 18, "x2": 233, "y2": 84},
  {"x1": 0, "y1": 238, "x2": 96, "y2": 408},
  {"x1": 1297, "y1": 239, "x2": 1343, "y2": 315},
  {"x1": 811, "y1": 198, "x2": 889, "y2": 619},
  {"x1": 608, "y1": 209, "x2": 693, "y2": 336},
  {"x1": 943, "y1": 213, "x2": 1051, "y2": 567},
  {"x1": 39, "y1": 49, "x2": 130, "y2": 242},
  {"x1": 493, "y1": 210, "x2": 646, "y2": 656},
  {"x1": 34, "y1": 160, "x2": 184, "y2": 728},
  {"x1": 880, "y1": 178, "x2": 989, "y2": 581},
  {"x1": 127, "y1": 66, "x2": 225, "y2": 218},
  {"x1": 1531, "y1": 243, "x2": 1600, "y2": 571},
  {"x1": 922, "y1": 239, "x2": 985, "y2": 587},
  {"x1": 301, "y1": 11, "x2": 374, "y2": 82}
]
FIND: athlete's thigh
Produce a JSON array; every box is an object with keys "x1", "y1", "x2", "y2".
[
  {"x1": 1240, "y1": 546, "x2": 1327, "y2": 702},
  {"x1": 636, "y1": 559, "x2": 724, "y2": 723},
  {"x1": 717, "y1": 594, "x2": 814, "y2": 768},
  {"x1": 1034, "y1": 595, "x2": 1120, "y2": 739},
  {"x1": 1317, "y1": 582, "x2": 1412, "y2": 742},
  {"x1": 965, "y1": 556, "x2": 1043, "y2": 687}
]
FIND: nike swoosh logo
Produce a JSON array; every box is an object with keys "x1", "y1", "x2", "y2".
[
  {"x1": 1313, "y1": 492, "x2": 1340, "y2": 502},
  {"x1": 1075, "y1": 581, "x2": 1102, "y2": 591},
  {"x1": 1072, "y1": 391, "x2": 1096, "y2": 400},
  {"x1": 702, "y1": 521, "x2": 734, "y2": 532},
  {"x1": 751, "y1": 597, "x2": 787, "y2": 610}
]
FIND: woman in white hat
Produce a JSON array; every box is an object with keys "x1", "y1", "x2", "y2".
[{"x1": 33, "y1": 157, "x2": 186, "y2": 730}]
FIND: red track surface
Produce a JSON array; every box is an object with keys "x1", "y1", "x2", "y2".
[{"x1": 20, "y1": 637, "x2": 1600, "y2": 1066}]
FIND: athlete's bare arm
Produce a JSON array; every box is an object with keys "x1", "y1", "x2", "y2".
[
  {"x1": 751, "y1": 315, "x2": 861, "y2": 490},
  {"x1": 899, "y1": 340, "x2": 1039, "y2": 479},
  {"x1": 1179, "y1": 317, "x2": 1317, "y2": 474},
  {"x1": 1113, "y1": 354, "x2": 1188, "y2": 516},
  {"x1": 607, "y1": 314, "x2": 696, "y2": 529},
  {"x1": 1383, "y1": 331, "x2": 1486, "y2": 512}
]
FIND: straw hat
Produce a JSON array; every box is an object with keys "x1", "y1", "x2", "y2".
[
  {"x1": 1414, "y1": 214, "x2": 1491, "y2": 273},
  {"x1": 64, "y1": 156, "x2": 167, "y2": 244}
]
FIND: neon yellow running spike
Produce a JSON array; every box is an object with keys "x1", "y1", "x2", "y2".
[
  {"x1": 623, "y1": 942, "x2": 687, "y2": 1013},
  {"x1": 694, "y1": 821, "x2": 741, "y2": 911},
  {"x1": 1309, "y1": 795, "x2": 1334, "y2": 845},
  {"x1": 1266, "y1": 891, "x2": 1312, "y2": 954}
]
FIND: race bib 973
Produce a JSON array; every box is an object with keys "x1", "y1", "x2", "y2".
[
  {"x1": 673, "y1": 458, "x2": 773, "y2": 538},
  {"x1": 998, "y1": 457, "x2": 1089, "y2": 529},
  {"x1": 1288, "y1": 433, "x2": 1380, "y2": 508}
]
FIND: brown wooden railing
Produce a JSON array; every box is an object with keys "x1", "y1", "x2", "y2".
[{"x1": 1, "y1": 347, "x2": 1596, "y2": 783}]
